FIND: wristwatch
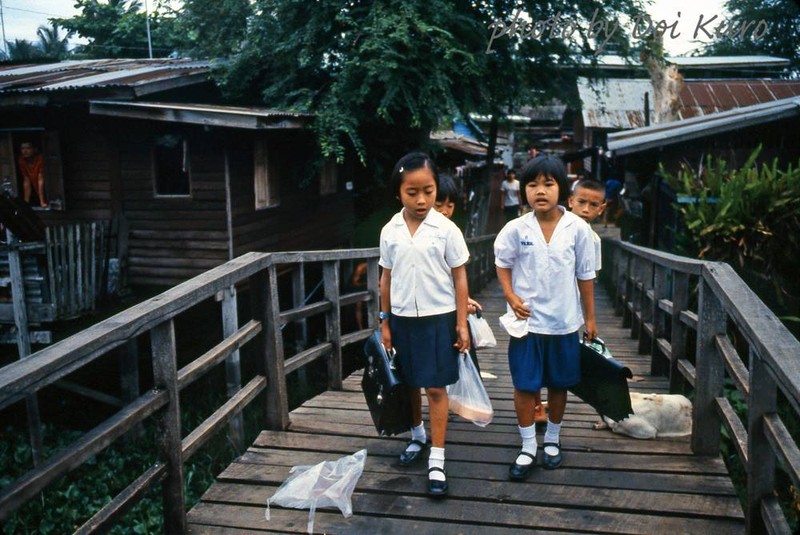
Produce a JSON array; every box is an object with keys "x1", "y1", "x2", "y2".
[{"x1": 379, "y1": 311, "x2": 390, "y2": 322}]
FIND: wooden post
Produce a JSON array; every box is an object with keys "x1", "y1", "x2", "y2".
[
  {"x1": 323, "y1": 260, "x2": 343, "y2": 390},
  {"x1": 621, "y1": 252, "x2": 633, "y2": 329},
  {"x1": 150, "y1": 320, "x2": 186, "y2": 534},
  {"x1": 6, "y1": 229, "x2": 43, "y2": 466},
  {"x1": 746, "y1": 347, "x2": 777, "y2": 534},
  {"x1": 118, "y1": 337, "x2": 142, "y2": 437},
  {"x1": 630, "y1": 256, "x2": 640, "y2": 338},
  {"x1": 221, "y1": 286, "x2": 245, "y2": 453},
  {"x1": 650, "y1": 264, "x2": 669, "y2": 375},
  {"x1": 637, "y1": 260, "x2": 654, "y2": 355},
  {"x1": 366, "y1": 258, "x2": 380, "y2": 332},
  {"x1": 669, "y1": 271, "x2": 690, "y2": 393},
  {"x1": 692, "y1": 272, "x2": 727, "y2": 455},
  {"x1": 291, "y1": 264, "x2": 308, "y2": 386},
  {"x1": 249, "y1": 265, "x2": 289, "y2": 430}
]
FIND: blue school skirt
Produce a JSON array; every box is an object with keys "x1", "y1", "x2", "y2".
[
  {"x1": 389, "y1": 312, "x2": 459, "y2": 388},
  {"x1": 508, "y1": 331, "x2": 580, "y2": 391}
]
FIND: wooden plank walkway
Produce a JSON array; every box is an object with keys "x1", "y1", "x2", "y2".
[{"x1": 187, "y1": 280, "x2": 746, "y2": 534}]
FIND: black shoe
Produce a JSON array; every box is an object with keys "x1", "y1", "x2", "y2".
[
  {"x1": 399, "y1": 439, "x2": 428, "y2": 466},
  {"x1": 542, "y1": 442, "x2": 562, "y2": 470},
  {"x1": 427, "y1": 466, "x2": 448, "y2": 498},
  {"x1": 508, "y1": 451, "x2": 536, "y2": 481}
]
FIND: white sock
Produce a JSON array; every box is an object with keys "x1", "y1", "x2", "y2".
[
  {"x1": 544, "y1": 419, "x2": 561, "y2": 455},
  {"x1": 428, "y1": 447, "x2": 446, "y2": 481},
  {"x1": 516, "y1": 424, "x2": 537, "y2": 465},
  {"x1": 406, "y1": 423, "x2": 426, "y2": 453}
]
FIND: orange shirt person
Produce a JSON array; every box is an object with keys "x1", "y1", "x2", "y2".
[{"x1": 18, "y1": 142, "x2": 47, "y2": 208}]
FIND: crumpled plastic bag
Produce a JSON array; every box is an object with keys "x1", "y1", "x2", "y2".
[
  {"x1": 467, "y1": 312, "x2": 497, "y2": 348},
  {"x1": 447, "y1": 352, "x2": 494, "y2": 427},
  {"x1": 265, "y1": 449, "x2": 367, "y2": 534}
]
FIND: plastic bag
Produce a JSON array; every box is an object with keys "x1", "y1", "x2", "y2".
[
  {"x1": 265, "y1": 449, "x2": 367, "y2": 534},
  {"x1": 447, "y1": 352, "x2": 494, "y2": 427},
  {"x1": 467, "y1": 313, "x2": 497, "y2": 348}
]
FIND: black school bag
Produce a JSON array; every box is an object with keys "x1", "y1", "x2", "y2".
[{"x1": 361, "y1": 330, "x2": 413, "y2": 436}]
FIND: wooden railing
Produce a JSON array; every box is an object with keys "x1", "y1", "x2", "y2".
[
  {"x1": 0, "y1": 235, "x2": 496, "y2": 533},
  {"x1": 606, "y1": 239, "x2": 800, "y2": 535}
]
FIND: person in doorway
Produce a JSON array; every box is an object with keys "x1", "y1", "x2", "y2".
[
  {"x1": 499, "y1": 169, "x2": 521, "y2": 221},
  {"x1": 17, "y1": 141, "x2": 47, "y2": 208},
  {"x1": 494, "y1": 156, "x2": 597, "y2": 480},
  {"x1": 379, "y1": 152, "x2": 471, "y2": 498}
]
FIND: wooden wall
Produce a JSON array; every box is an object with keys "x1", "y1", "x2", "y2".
[
  {"x1": 227, "y1": 131, "x2": 355, "y2": 259},
  {"x1": 119, "y1": 126, "x2": 229, "y2": 287}
]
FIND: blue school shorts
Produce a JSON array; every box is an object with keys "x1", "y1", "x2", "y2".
[
  {"x1": 507, "y1": 331, "x2": 580, "y2": 391},
  {"x1": 389, "y1": 311, "x2": 459, "y2": 388}
]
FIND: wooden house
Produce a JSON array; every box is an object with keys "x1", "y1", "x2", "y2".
[{"x1": 0, "y1": 59, "x2": 355, "y2": 328}]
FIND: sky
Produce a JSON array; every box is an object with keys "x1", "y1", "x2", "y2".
[{"x1": 2, "y1": 0, "x2": 731, "y2": 57}]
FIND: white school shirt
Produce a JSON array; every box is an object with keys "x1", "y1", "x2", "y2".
[
  {"x1": 494, "y1": 207, "x2": 596, "y2": 335},
  {"x1": 592, "y1": 229, "x2": 602, "y2": 272},
  {"x1": 379, "y1": 208, "x2": 470, "y2": 317}
]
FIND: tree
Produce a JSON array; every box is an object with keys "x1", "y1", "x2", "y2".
[
  {"x1": 219, "y1": 1, "x2": 643, "y2": 176},
  {"x1": 178, "y1": 0, "x2": 251, "y2": 59},
  {"x1": 37, "y1": 23, "x2": 70, "y2": 60},
  {"x1": 701, "y1": 0, "x2": 800, "y2": 74},
  {"x1": 52, "y1": 0, "x2": 183, "y2": 59},
  {"x1": 5, "y1": 39, "x2": 43, "y2": 61}
]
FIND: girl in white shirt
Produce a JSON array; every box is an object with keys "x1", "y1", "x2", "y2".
[
  {"x1": 494, "y1": 156, "x2": 598, "y2": 479},
  {"x1": 379, "y1": 152, "x2": 471, "y2": 498}
]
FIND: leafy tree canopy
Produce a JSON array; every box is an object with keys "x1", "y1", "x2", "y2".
[
  {"x1": 52, "y1": 0, "x2": 183, "y2": 59},
  {"x1": 701, "y1": 0, "x2": 800, "y2": 74},
  {"x1": 218, "y1": 0, "x2": 644, "y2": 170}
]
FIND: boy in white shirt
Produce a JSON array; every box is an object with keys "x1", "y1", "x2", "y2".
[
  {"x1": 569, "y1": 179, "x2": 607, "y2": 273},
  {"x1": 494, "y1": 156, "x2": 597, "y2": 480}
]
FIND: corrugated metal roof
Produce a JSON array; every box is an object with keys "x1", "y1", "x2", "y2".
[
  {"x1": 89, "y1": 100, "x2": 313, "y2": 129},
  {"x1": 606, "y1": 97, "x2": 800, "y2": 156},
  {"x1": 0, "y1": 59, "x2": 211, "y2": 94},
  {"x1": 576, "y1": 55, "x2": 790, "y2": 69},
  {"x1": 579, "y1": 78, "x2": 800, "y2": 128}
]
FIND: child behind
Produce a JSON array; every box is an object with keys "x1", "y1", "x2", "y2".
[
  {"x1": 494, "y1": 156, "x2": 597, "y2": 480},
  {"x1": 379, "y1": 152, "x2": 471, "y2": 498},
  {"x1": 569, "y1": 179, "x2": 606, "y2": 273}
]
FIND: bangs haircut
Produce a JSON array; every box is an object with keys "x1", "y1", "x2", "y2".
[
  {"x1": 390, "y1": 151, "x2": 439, "y2": 198},
  {"x1": 519, "y1": 156, "x2": 570, "y2": 205},
  {"x1": 436, "y1": 174, "x2": 459, "y2": 203},
  {"x1": 573, "y1": 178, "x2": 606, "y2": 198}
]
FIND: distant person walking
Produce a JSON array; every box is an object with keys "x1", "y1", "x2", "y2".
[{"x1": 500, "y1": 169, "x2": 521, "y2": 221}]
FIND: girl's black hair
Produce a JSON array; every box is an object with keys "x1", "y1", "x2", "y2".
[
  {"x1": 436, "y1": 173, "x2": 459, "y2": 203},
  {"x1": 390, "y1": 152, "x2": 439, "y2": 198},
  {"x1": 519, "y1": 155, "x2": 570, "y2": 205}
]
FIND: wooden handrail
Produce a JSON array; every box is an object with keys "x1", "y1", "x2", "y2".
[
  {"x1": 0, "y1": 239, "x2": 495, "y2": 532},
  {"x1": 605, "y1": 238, "x2": 800, "y2": 534}
]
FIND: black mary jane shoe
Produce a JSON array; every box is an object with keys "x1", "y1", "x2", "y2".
[
  {"x1": 542, "y1": 442, "x2": 562, "y2": 470},
  {"x1": 399, "y1": 439, "x2": 428, "y2": 466},
  {"x1": 427, "y1": 466, "x2": 449, "y2": 498},
  {"x1": 508, "y1": 451, "x2": 537, "y2": 481}
]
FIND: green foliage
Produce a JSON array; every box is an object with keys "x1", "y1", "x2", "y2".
[
  {"x1": 663, "y1": 146, "x2": 800, "y2": 306},
  {"x1": 701, "y1": 0, "x2": 800, "y2": 74},
  {"x1": 177, "y1": 0, "x2": 252, "y2": 59},
  {"x1": 51, "y1": 0, "x2": 183, "y2": 59},
  {"x1": 37, "y1": 24, "x2": 70, "y2": 60},
  {"x1": 4, "y1": 39, "x2": 45, "y2": 61}
]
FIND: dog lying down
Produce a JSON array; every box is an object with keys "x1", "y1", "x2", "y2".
[{"x1": 593, "y1": 393, "x2": 692, "y2": 439}]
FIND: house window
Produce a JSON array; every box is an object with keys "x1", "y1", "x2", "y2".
[
  {"x1": 254, "y1": 137, "x2": 279, "y2": 209},
  {"x1": 0, "y1": 130, "x2": 65, "y2": 211},
  {"x1": 319, "y1": 158, "x2": 338, "y2": 196},
  {"x1": 153, "y1": 134, "x2": 191, "y2": 196}
]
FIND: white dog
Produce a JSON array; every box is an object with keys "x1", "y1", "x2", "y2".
[{"x1": 593, "y1": 393, "x2": 693, "y2": 439}]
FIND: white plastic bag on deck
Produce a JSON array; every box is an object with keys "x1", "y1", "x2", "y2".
[{"x1": 265, "y1": 449, "x2": 367, "y2": 534}]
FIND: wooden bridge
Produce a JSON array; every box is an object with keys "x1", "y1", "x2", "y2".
[{"x1": 1, "y1": 234, "x2": 799, "y2": 533}]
